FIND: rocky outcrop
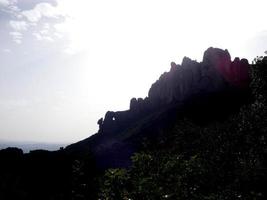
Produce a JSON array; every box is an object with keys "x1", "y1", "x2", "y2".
[
  {"x1": 97, "y1": 47, "x2": 250, "y2": 136},
  {"x1": 148, "y1": 48, "x2": 249, "y2": 107},
  {"x1": 203, "y1": 48, "x2": 250, "y2": 88},
  {"x1": 66, "y1": 47, "x2": 252, "y2": 169}
]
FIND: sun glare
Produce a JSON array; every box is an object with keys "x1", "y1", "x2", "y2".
[{"x1": 1, "y1": 0, "x2": 267, "y2": 143}]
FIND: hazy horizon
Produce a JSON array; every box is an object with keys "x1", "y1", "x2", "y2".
[
  {"x1": 0, "y1": 140, "x2": 68, "y2": 152},
  {"x1": 1, "y1": 0, "x2": 267, "y2": 143}
]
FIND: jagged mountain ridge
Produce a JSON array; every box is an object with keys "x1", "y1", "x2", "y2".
[{"x1": 66, "y1": 47, "x2": 251, "y2": 169}]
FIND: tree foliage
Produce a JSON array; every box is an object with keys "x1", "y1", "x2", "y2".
[{"x1": 99, "y1": 57, "x2": 267, "y2": 200}]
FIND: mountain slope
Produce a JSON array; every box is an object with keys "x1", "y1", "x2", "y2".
[
  {"x1": 98, "y1": 55, "x2": 267, "y2": 200},
  {"x1": 66, "y1": 47, "x2": 251, "y2": 169},
  {"x1": 1, "y1": 48, "x2": 266, "y2": 200}
]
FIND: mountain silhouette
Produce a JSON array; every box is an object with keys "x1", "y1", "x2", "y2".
[
  {"x1": 1, "y1": 47, "x2": 266, "y2": 200},
  {"x1": 65, "y1": 47, "x2": 251, "y2": 169}
]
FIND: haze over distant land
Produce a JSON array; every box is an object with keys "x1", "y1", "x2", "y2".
[
  {"x1": 0, "y1": 0, "x2": 267, "y2": 143},
  {"x1": 0, "y1": 141, "x2": 67, "y2": 153}
]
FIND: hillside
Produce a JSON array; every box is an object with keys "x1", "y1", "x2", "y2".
[
  {"x1": 66, "y1": 47, "x2": 252, "y2": 169},
  {"x1": 0, "y1": 47, "x2": 266, "y2": 200},
  {"x1": 97, "y1": 53, "x2": 267, "y2": 200}
]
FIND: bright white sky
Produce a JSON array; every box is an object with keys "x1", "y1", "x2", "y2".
[{"x1": 0, "y1": 0, "x2": 266, "y2": 144}]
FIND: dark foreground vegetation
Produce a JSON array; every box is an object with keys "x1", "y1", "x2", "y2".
[
  {"x1": 98, "y1": 56, "x2": 267, "y2": 199},
  {"x1": 0, "y1": 53, "x2": 266, "y2": 200}
]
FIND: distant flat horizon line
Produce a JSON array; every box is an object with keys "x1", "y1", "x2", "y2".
[
  {"x1": 0, "y1": 141, "x2": 70, "y2": 153},
  {"x1": 0, "y1": 140, "x2": 70, "y2": 145}
]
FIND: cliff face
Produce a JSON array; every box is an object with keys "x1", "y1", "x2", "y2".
[
  {"x1": 66, "y1": 47, "x2": 251, "y2": 169},
  {"x1": 97, "y1": 47, "x2": 250, "y2": 136}
]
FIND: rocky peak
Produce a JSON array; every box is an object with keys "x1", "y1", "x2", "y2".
[
  {"x1": 97, "y1": 47, "x2": 250, "y2": 135},
  {"x1": 203, "y1": 47, "x2": 231, "y2": 67}
]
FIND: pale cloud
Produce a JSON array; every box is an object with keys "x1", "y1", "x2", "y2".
[
  {"x1": 32, "y1": 23, "x2": 54, "y2": 42},
  {"x1": 43, "y1": 23, "x2": 50, "y2": 30},
  {"x1": 4, "y1": 1, "x2": 66, "y2": 45},
  {"x1": 0, "y1": 0, "x2": 16, "y2": 7},
  {"x1": 62, "y1": 47, "x2": 76, "y2": 55},
  {"x1": 22, "y1": 3, "x2": 60, "y2": 23},
  {"x1": 2, "y1": 48, "x2": 11, "y2": 53},
  {"x1": 33, "y1": 32, "x2": 53, "y2": 42},
  {"x1": 9, "y1": 20, "x2": 28, "y2": 31},
  {"x1": 0, "y1": 0, "x2": 20, "y2": 17},
  {"x1": 0, "y1": 0, "x2": 9, "y2": 6},
  {"x1": 8, "y1": 2, "x2": 62, "y2": 44},
  {"x1": 12, "y1": 38, "x2": 22, "y2": 44},
  {"x1": 9, "y1": 20, "x2": 28, "y2": 43},
  {"x1": 39, "y1": 23, "x2": 50, "y2": 34},
  {"x1": 54, "y1": 32, "x2": 63, "y2": 39},
  {"x1": 7, "y1": 2, "x2": 66, "y2": 45},
  {"x1": 0, "y1": 99, "x2": 30, "y2": 110},
  {"x1": 40, "y1": 29, "x2": 48, "y2": 35},
  {"x1": 9, "y1": 31, "x2": 22, "y2": 44},
  {"x1": 9, "y1": 31, "x2": 22, "y2": 37}
]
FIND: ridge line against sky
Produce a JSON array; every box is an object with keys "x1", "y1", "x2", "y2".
[{"x1": 0, "y1": 0, "x2": 267, "y2": 143}]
